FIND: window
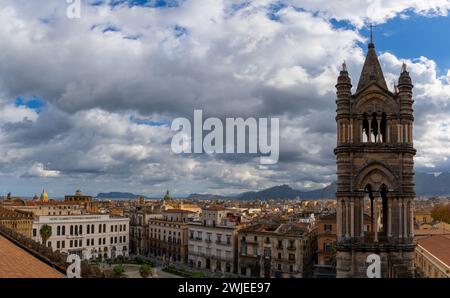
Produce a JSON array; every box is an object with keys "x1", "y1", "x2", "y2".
[
  {"x1": 57, "y1": 226, "x2": 61, "y2": 236},
  {"x1": 289, "y1": 254, "x2": 295, "y2": 261},
  {"x1": 278, "y1": 240, "x2": 283, "y2": 249},
  {"x1": 99, "y1": 224, "x2": 102, "y2": 233},
  {"x1": 70, "y1": 225, "x2": 74, "y2": 235},
  {"x1": 103, "y1": 238, "x2": 106, "y2": 245},
  {"x1": 48, "y1": 241, "x2": 51, "y2": 248},
  {"x1": 324, "y1": 224, "x2": 332, "y2": 233},
  {"x1": 278, "y1": 253, "x2": 281, "y2": 260},
  {"x1": 324, "y1": 242, "x2": 333, "y2": 253},
  {"x1": 123, "y1": 225, "x2": 126, "y2": 232},
  {"x1": 62, "y1": 241, "x2": 65, "y2": 249},
  {"x1": 62, "y1": 226, "x2": 66, "y2": 235},
  {"x1": 57, "y1": 241, "x2": 60, "y2": 249},
  {"x1": 87, "y1": 225, "x2": 90, "y2": 234},
  {"x1": 79, "y1": 225, "x2": 83, "y2": 235},
  {"x1": 111, "y1": 225, "x2": 113, "y2": 232},
  {"x1": 70, "y1": 240, "x2": 73, "y2": 248},
  {"x1": 91, "y1": 224, "x2": 94, "y2": 234},
  {"x1": 290, "y1": 265, "x2": 294, "y2": 273},
  {"x1": 264, "y1": 248, "x2": 271, "y2": 258},
  {"x1": 79, "y1": 239, "x2": 82, "y2": 247},
  {"x1": 277, "y1": 264, "x2": 281, "y2": 271},
  {"x1": 33, "y1": 229, "x2": 37, "y2": 237},
  {"x1": 103, "y1": 224, "x2": 106, "y2": 233},
  {"x1": 226, "y1": 235, "x2": 231, "y2": 245}
]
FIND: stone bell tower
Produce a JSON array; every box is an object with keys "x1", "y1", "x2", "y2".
[{"x1": 334, "y1": 40, "x2": 416, "y2": 278}]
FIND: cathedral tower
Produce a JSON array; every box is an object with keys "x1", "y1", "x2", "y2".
[{"x1": 334, "y1": 40, "x2": 416, "y2": 278}]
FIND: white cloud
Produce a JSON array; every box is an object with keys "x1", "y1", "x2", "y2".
[{"x1": 27, "y1": 162, "x2": 60, "y2": 178}]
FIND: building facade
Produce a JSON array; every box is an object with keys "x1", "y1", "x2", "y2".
[
  {"x1": 64, "y1": 189, "x2": 97, "y2": 213},
  {"x1": 335, "y1": 40, "x2": 416, "y2": 277},
  {"x1": 148, "y1": 209, "x2": 194, "y2": 263},
  {"x1": 32, "y1": 214, "x2": 129, "y2": 260},
  {"x1": 414, "y1": 234, "x2": 450, "y2": 278},
  {"x1": 188, "y1": 206, "x2": 242, "y2": 275},
  {"x1": 238, "y1": 222, "x2": 315, "y2": 278},
  {"x1": 0, "y1": 207, "x2": 33, "y2": 237}
]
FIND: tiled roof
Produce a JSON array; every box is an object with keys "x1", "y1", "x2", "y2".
[
  {"x1": 0, "y1": 235, "x2": 64, "y2": 278},
  {"x1": 416, "y1": 234, "x2": 450, "y2": 267}
]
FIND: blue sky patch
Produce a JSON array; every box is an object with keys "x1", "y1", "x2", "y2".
[{"x1": 15, "y1": 97, "x2": 45, "y2": 113}]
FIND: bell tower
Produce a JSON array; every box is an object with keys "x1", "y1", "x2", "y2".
[{"x1": 334, "y1": 40, "x2": 416, "y2": 278}]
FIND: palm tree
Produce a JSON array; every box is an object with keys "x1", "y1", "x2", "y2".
[
  {"x1": 39, "y1": 225, "x2": 52, "y2": 246},
  {"x1": 139, "y1": 264, "x2": 151, "y2": 278}
]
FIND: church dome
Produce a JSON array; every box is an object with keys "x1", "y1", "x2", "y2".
[
  {"x1": 40, "y1": 190, "x2": 49, "y2": 202},
  {"x1": 33, "y1": 193, "x2": 39, "y2": 201},
  {"x1": 75, "y1": 189, "x2": 83, "y2": 196},
  {"x1": 163, "y1": 190, "x2": 172, "y2": 201}
]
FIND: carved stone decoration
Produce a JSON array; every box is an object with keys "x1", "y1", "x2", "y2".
[{"x1": 334, "y1": 40, "x2": 416, "y2": 278}]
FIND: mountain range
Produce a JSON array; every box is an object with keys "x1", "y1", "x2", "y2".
[{"x1": 96, "y1": 172, "x2": 450, "y2": 200}]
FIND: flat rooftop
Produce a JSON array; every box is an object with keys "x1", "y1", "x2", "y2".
[{"x1": 0, "y1": 235, "x2": 64, "y2": 278}]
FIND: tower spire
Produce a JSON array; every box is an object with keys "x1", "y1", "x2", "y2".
[{"x1": 370, "y1": 24, "x2": 374, "y2": 44}]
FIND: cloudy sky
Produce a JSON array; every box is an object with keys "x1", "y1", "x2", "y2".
[{"x1": 1, "y1": 0, "x2": 450, "y2": 198}]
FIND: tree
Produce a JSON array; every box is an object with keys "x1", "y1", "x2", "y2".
[
  {"x1": 39, "y1": 225, "x2": 52, "y2": 246},
  {"x1": 112, "y1": 264, "x2": 126, "y2": 278},
  {"x1": 139, "y1": 264, "x2": 151, "y2": 278},
  {"x1": 431, "y1": 204, "x2": 450, "y2": 224}
]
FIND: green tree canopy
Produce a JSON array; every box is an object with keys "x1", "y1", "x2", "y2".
[{"x1": 39, "y1": 224, "x2": 52, "y2": 246}]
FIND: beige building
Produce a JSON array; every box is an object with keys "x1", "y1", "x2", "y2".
[
  {"x1": 188, "y1": 206, "x2": 243, "y2": 274},
  {"x1": 415, "y1": 234, "x2": 450, "y2": 278},
  {"x1": 64, "y1": 189, "x2": 98, "y2": 213},
  {"x1": 238, "y1": 222, "x2": 316, "y2": 278},
  {"x1": 0, "y1": 207, "x2": 34, "y2": 237},
  {"x1": 148, "y1": 209, "x2": 195, "y2": 263}
]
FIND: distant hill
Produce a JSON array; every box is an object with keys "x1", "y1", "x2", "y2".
[
  {"x1": 96, "y1": 172, "x2": 450, "y2": 201},
  {"x1": 187, "y1": 193, "x2": 226, "y2": 200},
  {"x1": 96, "y1": 192, "x2": 143, "y2": 199},
  {"x1": 236, "y1": 182, "x2": 337, "y2": 200},
  {"x1": 415, "y1": 172, "x2": 450, "y2": 196}
]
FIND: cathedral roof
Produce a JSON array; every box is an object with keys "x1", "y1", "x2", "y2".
[{"x1": 356, "y1": 43, "x2": 388, "y2": 93}]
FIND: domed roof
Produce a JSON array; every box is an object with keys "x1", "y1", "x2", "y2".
[
  {"x1": 33, "y1": 193, "x2": 39, "y2": 201},
  {"x1": 40, "y1": 190, "x2": 49, "y2": 202},
  {"x1": 75, "y1": 189, "x2": 83, "y2": 196},
  {"x1": 163, "y1": 190, "x2": 172, "y2": 201}
]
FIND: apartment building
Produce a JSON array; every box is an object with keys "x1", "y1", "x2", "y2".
[
  {"x1": 188, "y1": 206, "x2": 243, "y2": 275},
  {"x1": 238, "y1": 221, "x2": 316, "y2": 278},
  {"x1": 148, "y1": 209, "x2": 195, "y2": 263}
]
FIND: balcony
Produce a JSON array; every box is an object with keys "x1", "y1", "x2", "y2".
[
  {"x1": 190, "y1": 237, "x2": 203, "y2": 242},
  {"x1": 216, "y1": 241, "x2": 231, "y2": 246}
]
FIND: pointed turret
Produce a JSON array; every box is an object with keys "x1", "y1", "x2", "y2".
[{"x1": 356, "y1": 43, "x2": 388, "y2": 92}]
